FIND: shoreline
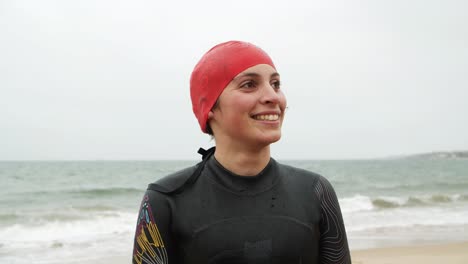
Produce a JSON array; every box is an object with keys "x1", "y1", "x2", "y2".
[
  {"x1": 351, "y1": 241, "x2": 468, "y2": 264},
  {"x1": 3, "y1": 241, "x2": 466, "y2": 264},
  {"x1": 86, "y1": 241, "x2": 468, "y2": 264}
]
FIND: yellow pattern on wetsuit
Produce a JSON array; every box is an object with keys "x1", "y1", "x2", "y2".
[{"x1": 133, "y1": 196, "x2": 168, "y2": 264}]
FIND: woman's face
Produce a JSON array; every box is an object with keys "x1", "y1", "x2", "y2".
[{"x1": 208, "y1": 64, "x2": 287, "y2": 148}]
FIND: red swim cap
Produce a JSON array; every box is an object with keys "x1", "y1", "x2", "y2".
[{"x1": 190, "y1": 40, "x2": 276, "y2": 133}]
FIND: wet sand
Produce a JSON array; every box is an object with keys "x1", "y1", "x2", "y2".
[
  {"x1": 90, "y1": 241, "x2": 468, "y2": 264},
  {"x1": 351, "y1": 241, "x2": 468, "y2": 264}
]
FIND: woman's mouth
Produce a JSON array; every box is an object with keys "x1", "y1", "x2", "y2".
[{"x1": 252, "y1": 114, "x2": 280, "y2": 121}]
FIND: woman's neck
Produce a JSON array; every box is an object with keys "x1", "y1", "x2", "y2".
[{"x1": 213, "y1": 144, "x2": 271, "y2": 176}]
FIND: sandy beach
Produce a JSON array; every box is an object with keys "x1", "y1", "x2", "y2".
[
  {"x1": 6, "y1": 236, "x2": 464, "y2": 264},
  {"x1": 352, "y1": 241, "x2": 468, "y2": 264},
  {"x1": 88, "y1": 242, "x2": 468, "y2": 264}
]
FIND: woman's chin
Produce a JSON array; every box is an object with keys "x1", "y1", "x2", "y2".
[{"x1": 255, "y1": 131, "x2": 282, "y2": 146}]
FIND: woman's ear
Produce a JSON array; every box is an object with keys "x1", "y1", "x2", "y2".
[{"x1": 207, "y1": 110, "x2": 214, "y2": 120}]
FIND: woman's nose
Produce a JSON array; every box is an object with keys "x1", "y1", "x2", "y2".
[{"x1": 260, "y1": 83, "x2": 280, "y2": 104}]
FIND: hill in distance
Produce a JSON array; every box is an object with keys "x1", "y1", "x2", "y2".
[{"x1": 404, "y1": 150, "x2": 468, "y2": 159}]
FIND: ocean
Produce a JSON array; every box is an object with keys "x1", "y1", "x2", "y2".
[{"x1": 1, "y1": 158, "x2": 467, "y2": 263}]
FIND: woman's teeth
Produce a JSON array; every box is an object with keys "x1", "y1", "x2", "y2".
[{"x1": 253, "y1": 114, "x2": 279, "y2": 121}]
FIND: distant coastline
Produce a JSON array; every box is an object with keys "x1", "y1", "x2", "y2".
[{"x1": 404, "y1": 151, "x2": 468, "y2": 159}]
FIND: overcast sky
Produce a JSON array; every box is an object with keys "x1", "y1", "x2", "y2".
[{"x1": 1, "y1": 0, "x2": 467, "y2": 160}]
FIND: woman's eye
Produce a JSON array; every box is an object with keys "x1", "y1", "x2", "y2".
[
  {"x1": 271, "y1": 80, "x2": 281, "y2": 89},
  {"x1": 240, "y1": 81, "x2": 256, "y2": 89}
]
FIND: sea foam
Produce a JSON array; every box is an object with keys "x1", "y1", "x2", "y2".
[{"x1": 0, "y1": 211, "x2": 136, "y2": 264}]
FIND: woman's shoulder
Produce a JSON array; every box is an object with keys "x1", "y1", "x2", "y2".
[
  {"x1": 276, "y1": 161, "x2": 322, "y2": 182},
  {"x1": 147, "y1": 164, "x2": 198, "y2": 194},
  {"x1": 275, "y1": 161, "x2": 338, "y2": 200},
  {"x1": 273, "y1": 161, "x2": 328, "y2": 192}
]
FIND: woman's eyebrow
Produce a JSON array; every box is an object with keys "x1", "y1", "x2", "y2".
[{"x1": 233, "y1": 72, "x2": 280, "y2": 81}]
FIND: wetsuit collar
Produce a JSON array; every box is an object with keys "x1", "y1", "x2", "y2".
[{"x1": 205, "y1": 156, "x2": 280, "y2": 195}]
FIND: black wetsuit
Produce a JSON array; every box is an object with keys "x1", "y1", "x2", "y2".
[{"x1": 133, "y1": 153, "x2": 351, "y2": 264}]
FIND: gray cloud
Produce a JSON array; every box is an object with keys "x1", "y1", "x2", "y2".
[{"x1": 1, "y1": 0, "x2": 467, "y2": 160}]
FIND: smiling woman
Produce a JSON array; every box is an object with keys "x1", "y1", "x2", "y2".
[
  {"x1": 132, "y1": 41, "x2": 351, "y2": 264},
  {"x1": 208, "y1": 64, "x2": 286, "y2": 163}
]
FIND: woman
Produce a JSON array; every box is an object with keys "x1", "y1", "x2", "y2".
[{"x1": 133, "y1": 41, "x2": 351, "y2": 264}]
